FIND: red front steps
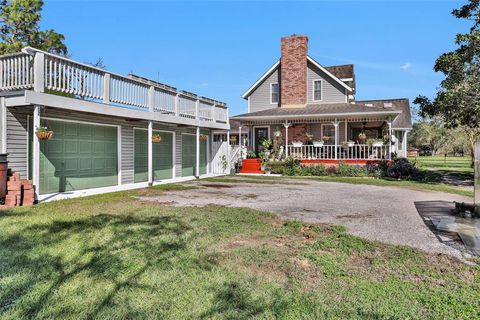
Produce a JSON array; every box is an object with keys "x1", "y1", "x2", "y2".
[{"x1": 239, "y1": 159, "x2": 264, "y2": 174}]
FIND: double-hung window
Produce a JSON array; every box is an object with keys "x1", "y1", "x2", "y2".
[
  {"x1": 313, "y1": 80, "x2": 322, "y2": 101},
  {"x1": 270, "y1": 83, "x2": 279, "y2": 104}
]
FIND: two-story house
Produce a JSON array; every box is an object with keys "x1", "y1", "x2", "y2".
[{"x1": 232, "y1": 34, "x2": 412, "y2": 163}]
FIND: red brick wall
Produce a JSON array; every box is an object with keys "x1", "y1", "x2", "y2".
[
  {"x1": 281, "y1": 124, "x2": 307, "y2": 144},
  {"x1": 280, "y1": 35, "x2": 308, "y2": 107}
]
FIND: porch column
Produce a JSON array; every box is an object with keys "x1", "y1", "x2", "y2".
[
  {"x1": 148, "y1": 120, "x2": 153, "y2": 186},
  {"x1": 195, "y1": 126, "x2": 200, "y2": 178},
  {"x1": 333, "y1": 120, "x2": 339, "y2": 160},
  {"x1": 226, "y1": 129, "x2": 231, "y2": 174},
  {"x1": 387, "y1": 120, "x2": 392, "y2": 160},
  {"x1": 404, "y1": 130, "x2": 409, "y2": 154},
  {"x1": 238, "y1": 126, "x2": 242, "y2": 146},
  {"x1": 32, "y1": 105, "x2": 41, "y2": 198},
  {"x1": 283, "y1": 122, "x2": 291, "y2": 158}
]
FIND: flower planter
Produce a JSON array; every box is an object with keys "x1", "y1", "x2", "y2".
[
  {"x1": 152, "y1": 135, "x2": 162, "y2": 143},
  {"x1": 372, "y1": 142, "x2": 383, "y2": 147},
  {"x1": 292, "y1": 142, "x2": 303, "y2": 148},
  {"x1": 312, "y1": 141, "x2": 324, "y2": 147},
  {"x1": 239, "y1": 159, "x2": 264, "y2": 174},
  {"x1": 346, "y1": 142, "x2": 355, "y2": 147},
  {"x1": 35, "y1": 131, "x2": 53, "y2": 140}
]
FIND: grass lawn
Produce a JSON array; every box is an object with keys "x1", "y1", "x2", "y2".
[
  {"x1": 0, "y1": 184, "x2": 479, "y2": 319},
  {"x1": 411, "y1": 156, "x2": 473, "y2": 173}
]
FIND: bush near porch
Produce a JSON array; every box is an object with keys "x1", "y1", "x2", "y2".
[{"x1": 265, "y1": 158, "x2": 423, "y2": 180}]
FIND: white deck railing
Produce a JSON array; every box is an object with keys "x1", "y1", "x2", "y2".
[
  {"x1": 286, "y1": 144, "x2": 389, "y2": 160},
  {"x1": 0, "y1": 53, "x2": 34, "y2": 90},
  {"x1": 0, "y1": 48, "x2": 228, "y2": 125}
]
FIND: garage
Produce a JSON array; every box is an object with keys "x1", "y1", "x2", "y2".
[
  {"x1": 181, "y1": 134, "x2": 207, "y2": 177},
  {"x1": 37, "y1": 119, "x2": 118, "y2": 194},
  {"x1": 134, "y1": 129, "x2": 174, "y2": 182}
]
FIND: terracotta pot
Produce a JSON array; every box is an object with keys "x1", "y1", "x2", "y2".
[
  {"x1": 152, "y1": 135, "x2": 162, "y2": 143},
  {"x1": 35, "y1": 131, "x2": 53, "y2": 140}
]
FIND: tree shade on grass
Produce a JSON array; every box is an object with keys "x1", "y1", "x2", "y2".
[{"x1": 0, "y1": 185, "x2": 478, "y2": 319}]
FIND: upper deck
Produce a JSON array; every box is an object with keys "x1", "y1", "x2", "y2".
[{"x1": 0, "y1": 47, "x2": 229, "y2": 130}]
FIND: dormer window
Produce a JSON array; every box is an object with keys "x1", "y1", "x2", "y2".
[
  {"x1": 313, "y1": 80, "x2": 322, "y2": 101},
  {"x1": 270, "y1": 83, "x2": 279, "y2": 104}
]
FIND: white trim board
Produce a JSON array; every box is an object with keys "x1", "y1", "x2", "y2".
[{"x1": 241, "y1": 60, "x2": 280, "y2": 99}]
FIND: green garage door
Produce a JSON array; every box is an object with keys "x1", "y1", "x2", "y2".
[
  {"x1": 134, "y1": 129, "x2": 173, "y2": 182},
  {"x1": 39, "y1": 119, "x2": 118, "y2": 194},
  {"x1": 182, "y1": 134, "x2": 207, "y2": 177}
]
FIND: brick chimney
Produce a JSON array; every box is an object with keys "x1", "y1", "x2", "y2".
[{"x1": 280, "y1": 34, "x2": 308, "y2": 108}]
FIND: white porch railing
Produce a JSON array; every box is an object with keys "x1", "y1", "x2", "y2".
[
  {"x1": 0, "y1": 48, "x2": 229, "y2": 126},
  {"x1": 286, "y1": 144, "x2": 389, "y2": 160}
]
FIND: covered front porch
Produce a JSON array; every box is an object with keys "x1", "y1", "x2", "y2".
[{"x1": 234, "y1": 110, "x2": 407, "y2": 162}]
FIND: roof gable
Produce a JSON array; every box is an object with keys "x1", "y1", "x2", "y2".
[{"x1": 241, "y1": 57, "x2": 353, "y2": 100}]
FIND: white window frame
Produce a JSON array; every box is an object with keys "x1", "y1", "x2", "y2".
[
  {"x1": 312, "y1": 79, "x2": 323, "y2": 102},
  {"x1": 270, "y1": 83, "x2": 279, "y2": 104}
]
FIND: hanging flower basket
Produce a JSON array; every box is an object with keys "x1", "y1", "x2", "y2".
[
  {"x1": 200, "y1": 134, "x2": 209, "y2": 141},
  {"x1": 152, "y1": 133, "x2": 162, "y2": 143},
  {"x1": 35, "y1": 127, "x2": 53, "y2": 141}
]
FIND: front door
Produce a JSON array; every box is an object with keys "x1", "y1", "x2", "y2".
[{"x1": 254, "y1": 127, "x2": 269, "y2": 156}]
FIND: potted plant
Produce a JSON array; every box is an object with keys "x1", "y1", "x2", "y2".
[
  {"x1": 292, "y1": 140, "x2": 303, "y2": 147},
  {"x1": 367, "y1": 138, "x2": 384, "y2": 147},
  {"x1": 312, "y1": 139, "x2": 324, "y2": 147},
  {"x1": 152, "y1": 133, "x2": 162, "y2": 143},
  {"x1": 342, "y1": 140, "x2": 355, "y2": 148},
  {"x1": 246, "y1": 151, "x2": 257, "y2": 159},
  {"x1": 259, "y1": 151, "x2": 266, "y2": 170},
  {"x1": 200, "y1": 134, "x2": 209, "y2": 141},
  {"x1": 35, "y1": 126, "x2": 53, "y2": 140},
  {"x1": 262, "y1": 139, "x2": 273, "y2": 157},
  {"x1": 305, "y1": 132, "x2": 314, "y2": 142},
  {"x1": 322, "y1": 135, "x2": 330, "y2": 144},
  {"x1": 358, "y1": 132, "x2": 367, "y2": 143}
]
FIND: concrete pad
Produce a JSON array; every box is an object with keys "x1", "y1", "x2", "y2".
[{"x1": 138, "y1": 178, "x2": 473, "y2": 258}]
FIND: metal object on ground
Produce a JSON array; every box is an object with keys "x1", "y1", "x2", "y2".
[
  {"x1": 0, "y1": 153, "x2": 8, "y2": 200},
  {"x1": 475, "y1": 141, "x2": 480, "y2": 216}
]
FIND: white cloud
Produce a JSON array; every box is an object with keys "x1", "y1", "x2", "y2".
[{"x1": 400, "y1": 62, "x2": 412, "y2": 70}]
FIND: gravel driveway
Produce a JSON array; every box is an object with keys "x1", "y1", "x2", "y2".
[{"x1": 139, "y1": 178, "x2": 472, "y2": 258}]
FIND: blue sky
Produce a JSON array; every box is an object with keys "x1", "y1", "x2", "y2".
[{"x1": 43, "y1": 0, "x2": 470, "y2": 116}]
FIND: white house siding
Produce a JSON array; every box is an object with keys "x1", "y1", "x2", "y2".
[
  {"x1": 249, "y1": 69, "x2": 280, "y2": 113},
  {"x1": 307, "y1": 62, "x2": 346, "y2": 104},
  {"x1": 5, "y1": 106, "x2": 211, "y2": 187}
]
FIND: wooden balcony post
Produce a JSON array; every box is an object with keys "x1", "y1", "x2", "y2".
[
  {"x1": 103, "y1": 73, "x2": 110, "y2": 104},
  {"x1": 174, "y1": 93, "x2": 179, "y2": 117},
  {"x1": 148, "y1": 86, "x2": 154, "y2": 113},
  {"x1": 33, "y1": 52, "x2": 45, "y2": 93},
  {"x1": 195, "y1": 99, "x2": 200, "y2": 124}
]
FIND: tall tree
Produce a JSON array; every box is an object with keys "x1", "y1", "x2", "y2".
[
  {"x1": 414, "y1": 0, "x2": 480, "y2": 165},
  {"x1": 0, "y1": 0, "x2": 67, "y2": 55}
]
